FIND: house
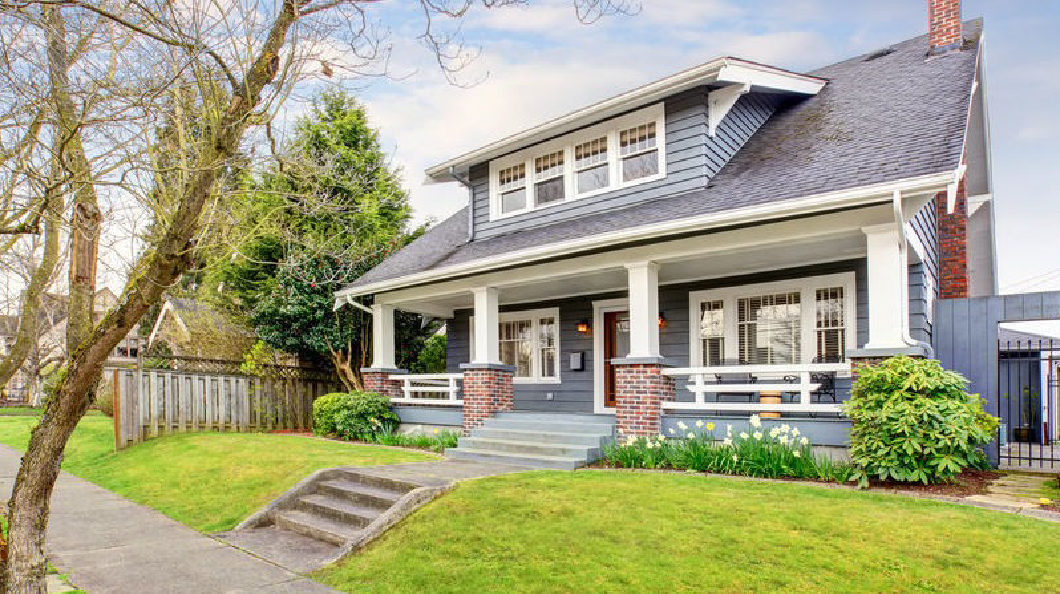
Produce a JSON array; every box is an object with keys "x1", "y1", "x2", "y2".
[
  {"x1": 146, "y1": 297, "x2": 255, "y2": 360},
  {"x1": 1, "y1": 288, "x2": 142, "y2": 404},
  {"x1": 334, "y1": 0, "x2": 994, "y2": 467}
]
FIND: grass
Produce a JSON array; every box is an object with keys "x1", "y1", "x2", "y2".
[
  {"x1": 0, "y1": 407, "x2": 102, "y2": 417},
  {"x1": 316, "y1": 470, "x2": 1060, "y2": 593},
  {"x1": 1043, "y1": 477, "x2": 1060, "y2": 501},
  {"x1": 0, "y1": 415, "x2": 435, "y2": 533}
]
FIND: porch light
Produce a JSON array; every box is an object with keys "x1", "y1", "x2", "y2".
[
  {"x1": 576, "y1": 320, "x2": 591, "y2": 334},
  {"x1": 658, "y1": 312, "x2": 668, "y2": 329}
]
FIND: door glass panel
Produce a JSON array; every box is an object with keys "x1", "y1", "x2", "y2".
[{"x1": 614, "y1": 314, "x2": 631, "y2": 359}]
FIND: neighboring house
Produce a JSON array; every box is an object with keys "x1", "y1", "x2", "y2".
[
  {"x1": 334, "y1": 1, "x2": 995, "y2": 465},
  {"x1": 1, "y1": 288, "x2": 141, "y2": 404},
  {"x1": 147, "y1": 297, "x2": 254, "y2": 360}
]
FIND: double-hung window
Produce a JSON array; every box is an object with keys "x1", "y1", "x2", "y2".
[
  {"x1": 689, "y1": 273, "x2": 855, "y2": 367},
  {"x1": 469, "y1": 308, "x2": 560, "y2": 383},
  {"x1": 534, "y1": 150, "x2": 565, "y2": 207},
  {"x1": 619, "y1": 122, "x2": 659, "y2": 182},
  {"x1": 489, "y1": 103, "x2": 665, "y2": 219}
]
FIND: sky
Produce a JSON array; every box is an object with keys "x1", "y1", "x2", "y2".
[{"x1": 332, "y1": 0, "x2": 1060, "y2": 300}]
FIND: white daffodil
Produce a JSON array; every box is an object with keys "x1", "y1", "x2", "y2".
[
  {"x1": 753, "y1": 431, "x2": 763, "y2": 440},
  {"x1": 792, "y1": 428, "x2": 801, "y2": 438},
  {"x1": 726, "y1": 424, "x2": 733, "y2": 434},
  {"x1": 800, "y1": 436, "x2": 810, "y2": 446},
  {"x1": 687, "y1": 432, "x2": 696, "y2": 439},
  {"x1": 739, "y1": 432, "x2": 749, "y2": 439},
  {"x1": 732, "y1": 455, "x2": 739, "y2": 462},
  {"x1": 696, "y1": 420, "x2": 704, "y2": 428},
  {"x1": 769, "y1": 428, "x2": 780, "y2": 438},
  {"x1": 677, "y1": 421, "x2": 688, "y2": 430},
  {"x1": 778, "y1": 436, "x2": 788, "y2": 446},
  {"x1": 780, "y1": 424, "x2": 791, "y2": 433},
  {"x1": 722, "y1": 438, "x2": 733, "y2": 446},
  {"x1": 749, "y1": 414, "x2": 762, "y2": 429},
  {"x1": 668, "y1": 428, "x2": 676, "y2": 435},
  {"x1": 793, "y1": 450, "x2": 801, "y2": 458}
]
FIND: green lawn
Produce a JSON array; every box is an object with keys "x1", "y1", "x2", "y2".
[
  {"x1": 316, "y1": 470, "x2": 1060, "y2": 593},
  {"x1": 0, "y1": 415, "x2": 434, "y2": 532}
]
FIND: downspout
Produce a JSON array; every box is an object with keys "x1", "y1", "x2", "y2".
[
  {"x1": 449, "y1": 166, "x2": 475, "y2": 242},
  {"x1": 892, "y1": 189, "x2": 934, "y2": 356}
]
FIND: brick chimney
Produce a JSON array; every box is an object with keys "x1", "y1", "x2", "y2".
[{"x1": 929, "y1": 0, "x2": 963, "y2": 52}]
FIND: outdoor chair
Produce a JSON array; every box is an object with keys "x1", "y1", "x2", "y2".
[{"x1": 714, "y1": 359, "x2": 757, "y2": 403}]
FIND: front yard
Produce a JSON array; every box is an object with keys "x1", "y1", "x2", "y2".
[
  {"x1": 0, "y1": 414, "x2": 435, "y2": 532},
  {"x1": 316, "y1": 470, "x2": 1060, "y2": 593}
]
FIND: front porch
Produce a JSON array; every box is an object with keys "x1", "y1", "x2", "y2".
[{"x1": 359, "y1": 202, "x2": 934, "y2": 446}]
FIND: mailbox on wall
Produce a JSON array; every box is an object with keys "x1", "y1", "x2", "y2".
[{"x1": 569, "y1": 351, "x2": 584, "y2": 372}]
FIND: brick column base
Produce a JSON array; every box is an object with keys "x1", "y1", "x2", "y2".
[
  {"x1": 613, "y1": 361, "x2": 675, "y2": 439},
  {"x1": 460, "y1": 364, "x2": 515, "y2": 435},
  {"x1": 361, "y1": 368, "x2": 407, "y2": 400}
]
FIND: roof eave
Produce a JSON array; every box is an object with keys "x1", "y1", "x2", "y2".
[{"x1": 424, "y1": 57, "x2": 827, "y2": 184}]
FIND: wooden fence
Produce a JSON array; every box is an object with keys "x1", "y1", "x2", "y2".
[{"x1": 109, "y1": 366, "x2": 340, "y2": 450}]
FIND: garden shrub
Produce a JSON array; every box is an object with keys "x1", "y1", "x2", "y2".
[
  {"x1": 95, "y1": 379, "x2": 114, "y2": 418},
  {"x1": 844, "y1": 356, "x2": 997, "y2": 487},
  {"x1": 312, "y1": 391, "x2": 399, "y2": 440},
  {"x1": 410, "y1": 334, "x2": 447, "y2": 373}
]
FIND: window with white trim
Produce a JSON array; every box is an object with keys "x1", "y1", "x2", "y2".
[
  {"x1": 498, "y1": 163, "x2": 527, "y2": 215},
  {"x1": 619, "y1": 122, "x2": 659, "y2": 182},
  {"x1": 469, "y1": 308, "x2": 560, "y2": 383},
  {"x1": 534, "y1": 150, "x2": 565, "y2": 207},
  {"x1": 698, "y1": 300, "x2": 724, "y2": 366},
  {"x1": 488, "y1": 103, "x2": 665, "y2": 220},
  {"x1": 689, "y1": 273, "x2": 856, "y2": 367}
]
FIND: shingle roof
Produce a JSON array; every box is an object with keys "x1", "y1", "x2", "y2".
[{"x1": 347, "y1": 21, "x2": 981, "y2": 293}]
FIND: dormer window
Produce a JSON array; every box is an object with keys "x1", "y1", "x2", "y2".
[
  {"x1": 498, "y1": 163, "x2": 527, "y2": 214},
  {"x1": 619, "y1": 122, "x2": 659, "y2": 182},
  {"x1": 574, "y1": 138, "x2": 609, "y2": 194},
  {"x1": 534, "y1": 150, "x2": 565, "y2": 207},
  {"x1": 488, "y1": 103, "x2": 666, "y2": 220}
]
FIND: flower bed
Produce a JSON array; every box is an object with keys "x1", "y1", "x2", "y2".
[{"x1": 601, "y1": 415, "x2": 856, "y2": 483}]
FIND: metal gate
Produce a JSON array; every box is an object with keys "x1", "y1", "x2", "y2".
[{"x1": 997, "y1": 337, "x2": 1060, "y2": 470}]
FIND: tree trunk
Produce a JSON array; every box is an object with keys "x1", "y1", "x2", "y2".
[{"x1": 4, "y1": 3, "x2": 302, "y2": 591}]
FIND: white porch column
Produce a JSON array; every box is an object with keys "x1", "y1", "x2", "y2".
[
  {"x1": 625, "y1": 261, "x2": 661, "y2": 359},
  {"x1": 862, "y1": 223, "x2": 906, "y2": 349},
  {"x1": 471, "y1": 286, "x2": 500, "y2": 365},
  {"x1": 370, "y1": 303, "x2": 397, "y2": 369}
]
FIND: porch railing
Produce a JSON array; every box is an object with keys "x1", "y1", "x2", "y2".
[
  {"x1": 661, "y1": 363, "x2": 852, "y2": 414},
  {"x1": 388, "y1": 373, "x2": 464, "y2": 406}
]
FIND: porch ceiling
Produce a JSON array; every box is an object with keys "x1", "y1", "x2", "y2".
[{"x1": 383, "y1": 204, "x2": 886, "y2": 317}]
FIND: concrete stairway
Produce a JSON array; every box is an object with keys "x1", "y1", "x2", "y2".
[
  {"x1": 446, "y1": 411, "x2": 616, "y2": 469},
  {"x1": 217, "y1": 460, "x2": 528, "y2": 573}
]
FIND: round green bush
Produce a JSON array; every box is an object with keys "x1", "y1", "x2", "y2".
[
  {"x1": 312, "y1": 391, "x2": 399, "y2": 440},
  {"x1": 844, "y1": 356, "x2": 997, "y2": 487}
]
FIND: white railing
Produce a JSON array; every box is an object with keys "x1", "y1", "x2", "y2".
[
  {"x1": 388, "y1": 373, "x2": 464, "y2": 406},
  {"x1": 661, "y1": 363, "x2": 851, "y2": 414}
]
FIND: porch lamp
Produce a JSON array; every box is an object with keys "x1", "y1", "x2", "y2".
[
  {"x1": 576, "y1": 320, "x2": 591, "y2": 335},
  {"x1": 658, "y1": 312, "x2": 668, "y2": 329}
]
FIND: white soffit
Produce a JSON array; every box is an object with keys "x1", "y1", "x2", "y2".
[{"x1": 424, "y1": 58, "x2": 826, "y2": 183}]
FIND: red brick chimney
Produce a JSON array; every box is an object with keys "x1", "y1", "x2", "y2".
[{"x1": 929, "y1": 0, "x2": 963, "y2": 52}]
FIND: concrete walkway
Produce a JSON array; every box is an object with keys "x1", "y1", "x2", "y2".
[{"x1": 0, "y1": 444, "x2": 338, "y2": 594}]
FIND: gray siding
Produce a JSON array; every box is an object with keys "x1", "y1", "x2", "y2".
[
  {"x1": 909, "y1": 262, "x2": 931, "y2": 344},
  {"x1": 907, "y1": 197, "x2": 939, "y2": 344},
  {"x1": 446, "y1": 259, "x2": 867, "y2": 412},
  {"x1": 470, "y1": 90, "x2": 779, "y2": 240}
]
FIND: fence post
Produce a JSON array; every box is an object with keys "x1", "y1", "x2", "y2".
[{"x1": 112, "y1": 369, "x2": 122, "y2": 451}]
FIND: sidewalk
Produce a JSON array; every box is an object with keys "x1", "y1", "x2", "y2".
[{"x1": 0, "y1": 444, "x2": 337, "y2": 594}]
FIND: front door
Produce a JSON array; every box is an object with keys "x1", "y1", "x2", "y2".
[{"x1": 603, "y1": 311, "x2": 631, "y2": 408}]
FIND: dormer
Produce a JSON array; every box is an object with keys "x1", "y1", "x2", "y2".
[{"x1": 426, "y1": 58, "x2": 826, "y2": 241}]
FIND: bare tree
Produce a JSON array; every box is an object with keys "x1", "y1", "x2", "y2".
[{"x1": 0, "y1": 1, "x2": 636, "y2": 591}]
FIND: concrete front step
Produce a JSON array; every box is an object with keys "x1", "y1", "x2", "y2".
[
  {"x1": 317, "y1": 478, "x2": 406, "y2": 509},
  {"x1": 297, "y1": 493, "x2": 382, "y2": 528},
  {"x1": 271, "y1": 509, "x2": 363, "y2": 546},
  {"x1": 493, "y1": 411, "x2": 616, "y2": 424},
  {"x1": 458, "y1": 436, "x2": 599, "y2": 459},
  {"x1": 472, "y1": 427, "x2": 612, "y2": 447},
  {"x1": 446, "y1": 447, "x2": 585, "y2": 470},
  {"x1": 485, "y1": 419, "x2": 615, "y2": 435}
]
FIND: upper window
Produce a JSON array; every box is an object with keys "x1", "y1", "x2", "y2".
[
  {"x1": 488, "y1": 103, "x2": 666, "y2": 220},
  {"x1": 469, "y1": 308, "x2": 560, "y2": 383},
  {"x1": 689, "y1": 273, "x2": 855, "y2": 367}
]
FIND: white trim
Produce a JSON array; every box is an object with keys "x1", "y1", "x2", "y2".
[
  {"x1": 469, "y1": 307, "x2": 561, "y2": 384},
  {"x1": 592, "y1": 298, "x2": 628, "y2": 414},
  {"x1": 625, "y1": 261, "x2": 661, "y2": 358},
  {"x1": 336, "y1": 171, "x2": 953, "y2": 300},
  {"x1": 488, "y1": 103, "x2": 667, "y2": 221},
  {"x1": 425, "y1": 58, "x2": 825, "y2": 182},
  {"x1": 370, "y1": 303, "x2": 397, "y2": 369},
  {"x1": 687, "y1": 272, "x2": 856, "y2": 367},
  {"x1": 707, "y1": 83, "x2": 750, "y2": 137}
]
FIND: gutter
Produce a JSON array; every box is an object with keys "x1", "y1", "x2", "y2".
[
  {"x1": 892, "y1": 189, "x2": 934, "y2": 357},
  {"x1": 336, "y1": 170, "x2": 955, "y2": 299}
]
